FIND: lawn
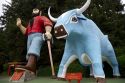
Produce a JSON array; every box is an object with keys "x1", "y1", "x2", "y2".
[{"x1": 0, "y1": 76, "x2": 125, "y2": 83}]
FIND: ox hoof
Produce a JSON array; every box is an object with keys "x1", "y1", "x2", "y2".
[
  {"x1": 96, "y1": 78, "x2": 106, "y2": 83},
  {"x1": 89, "y1": 74, "x2": 94, "y2": 78},
  {"x1": 57, "y1": 77, "x2": 66, "y2": 81}
]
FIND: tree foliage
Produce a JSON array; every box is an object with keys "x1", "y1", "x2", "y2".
[{"x1": 0, "y1": 0, "x2": 125, "y2": 74}]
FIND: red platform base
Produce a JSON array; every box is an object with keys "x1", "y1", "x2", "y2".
[
  {"x1": 11, "y1": 70, "x2": 24, "y2": 81},
  {"x1": 65, "y1": 72, "x2": 82, "y2": 83},
  {"x1": 9, "y1": 68, "x2": 36, "y2": 82}
]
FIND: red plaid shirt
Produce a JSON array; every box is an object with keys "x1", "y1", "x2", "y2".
[{"x1": 25, "y1": 16, "x2": 52, "y2": 36}]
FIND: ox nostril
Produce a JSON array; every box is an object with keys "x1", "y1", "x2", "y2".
[
  {"x1": 61, "y1": 29, "x2": 63, "y2": 31},
  {"x1": 55, "y1": 30, "x2": 57, "y2": 33}
]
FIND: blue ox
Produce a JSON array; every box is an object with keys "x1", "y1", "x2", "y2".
[{"x1": 48, "y1": 0, "x2": 120, "y2": 82}]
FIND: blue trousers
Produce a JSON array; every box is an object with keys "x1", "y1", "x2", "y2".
[{"x1": 26, "y1": 33, "x2": 44, "y2": 59}]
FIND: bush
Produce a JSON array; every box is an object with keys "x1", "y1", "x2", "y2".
[
  {"x1": 118, "y1": 55, "x2": 125, "y2": 78},
  {"x1": 37, "y1": 61, "x2": 90, "y2": 77},
  {"x1": 67, "y1": 61, "x2": 90, "y2": 77}
]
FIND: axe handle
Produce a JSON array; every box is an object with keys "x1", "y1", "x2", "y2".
[{"x1": 47, "y1": 40, "x2": 55, "y2": 76}]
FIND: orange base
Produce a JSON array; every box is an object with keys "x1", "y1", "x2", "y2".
[
  {"x1": 65, "y1": 73, "x2": 82, "y2": 83},
  {"x1": 11, "y1": 70, "x2": 24, "y2": 81}
]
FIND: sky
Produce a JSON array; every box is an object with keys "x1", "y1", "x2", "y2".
[
  {"x1": 0, "y1": 0, "x2": 11, "y2": 16},
  {"x1": 0, "y1": 0, "x2": 125, "y2": 16}
]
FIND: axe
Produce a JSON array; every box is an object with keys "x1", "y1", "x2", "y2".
[{"x1": 47, "y1": 40, "x2": 56, "y2": 78}]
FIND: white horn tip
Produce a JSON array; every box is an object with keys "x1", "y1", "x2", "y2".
[
  {"x1": 77, "y1": 0, "x2": 91, "y2": 14},
  {"x1": 48, "y1": 6, "x2": 57, "y2": 22}
]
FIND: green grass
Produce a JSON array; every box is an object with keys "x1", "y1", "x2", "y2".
[{"x1": 0, "y1": 76, "x2": 125, "y2": 83}]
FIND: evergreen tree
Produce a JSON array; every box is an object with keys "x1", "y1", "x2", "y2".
[
  {"x1": 87, "y1": 0, "x2": 125, "y2": 47},
  {"x1": 0, "y1": 0, "x2": 124, "y2": 64}
]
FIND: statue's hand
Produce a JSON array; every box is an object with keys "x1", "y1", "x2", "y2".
[
  {"x1": 45, "y1": 32, "x2": 52, "y2": 40},
  {"x1": 16, "y1": 18, "x2": 22, "y2": 27}
]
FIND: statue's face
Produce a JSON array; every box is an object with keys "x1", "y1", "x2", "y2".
[
  {"x1": 32, "y1": 8, "x2": 39, "y2": 14},
  {"x1": 32, "y1": 8, "x2": 40, "y2": 17}
]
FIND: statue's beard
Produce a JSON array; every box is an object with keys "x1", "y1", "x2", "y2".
[{"x1": 32, "y1": 12, "x2": 40, "y2": 17}]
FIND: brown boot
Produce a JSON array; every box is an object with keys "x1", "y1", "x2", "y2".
[
  {"x1": 16, "y1": 55, "x2": 37, "y2": 74},
  {"x1": 96, "y1": 78, "x2": 106, "y2": 83}
]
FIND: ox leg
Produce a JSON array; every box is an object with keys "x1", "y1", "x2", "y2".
[
  {"x1": 103, "y1": 47, "x2": 120, "y2": 76},
  {"x1": 78, "y1": 55, "x2": 94, "y2": 77},
  {"x1": 57, "y1": 54, "x2": 77, "y2": 78},
  {"x1": 89, "y1": 65, "x2": 94, "y2": 77},
  {"x1": 101, "y1": 37, "x2": 120, "y2": 76},
  {"x1": 85, "y1": 39, "x2": 105, "y2": 83},
  {"x1": 88, "y1": 55, "x2": 105, "y2": 78},
  {"x1": 89, "y1": 64, "x2": 105, "y2": 77},
  {"x1": 87, "y1": 52, "x2": 106, "y2": 83}
]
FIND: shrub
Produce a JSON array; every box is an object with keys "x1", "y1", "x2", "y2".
[{"x1": 118, "y1": 55, "x2": 125, "y2": 78}]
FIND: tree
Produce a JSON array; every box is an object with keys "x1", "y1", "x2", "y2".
[
  {"x1": 0, "y1": 0, "x2": 124, "y2": 66},
  {"x1": 87, "y1": 0, "x2": 125, "y2": 47}
]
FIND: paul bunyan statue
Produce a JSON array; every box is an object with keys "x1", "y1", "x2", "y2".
[{"x1": 48, "y1": 0, "x2": 120, "y2": 83}]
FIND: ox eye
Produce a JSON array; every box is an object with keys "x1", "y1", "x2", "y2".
[{"x1": 71, "y1": 17, "x2": 78, "y2": 23}]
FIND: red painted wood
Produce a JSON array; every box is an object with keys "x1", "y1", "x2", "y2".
[
  {"x1": 11, "y1": 71, "x2": 24, "y2": 81},
  {"x1": 65, "y1": 73, "x2": 82, "y2": 83}
]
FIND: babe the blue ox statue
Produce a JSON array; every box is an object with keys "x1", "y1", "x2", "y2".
[{"x1": 48, "y1": 0, "x2": 120, "y2": 83}]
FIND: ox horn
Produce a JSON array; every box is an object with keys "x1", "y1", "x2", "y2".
[
  {"x1": 77, "y1": 0, "x2": 91, "y2": 14},
  {"x1": 48, "y1": 7, "x2": 57, "y2": 22}
]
